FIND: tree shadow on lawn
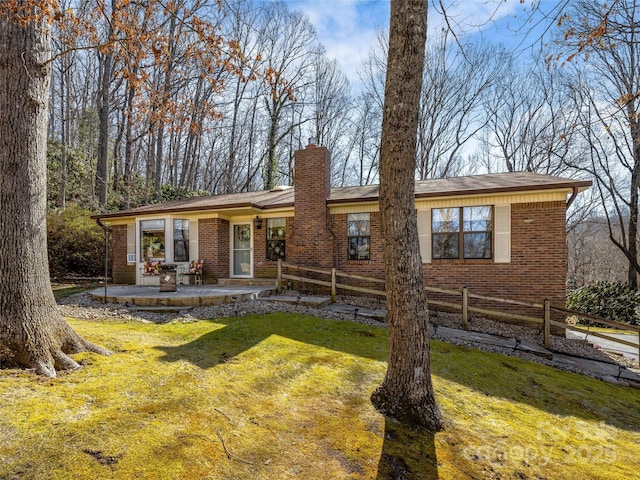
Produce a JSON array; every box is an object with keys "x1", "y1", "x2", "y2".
[
  {"x1": 154, "y1": 313, "x2": 439, "y2": 479},
  {"x1": 155, "y1": 313, "x2": 389, "y2": 368},
  {"x1": 376, "y1": 417, "x2": 438, "y2": 480},
  {"x1": 151, "y1": 313, "x2": 640, "y2": 478},
  {"x1": 154, "y1": 313, "x2": 640, "y2": 440},
  {"x1": 430, "y1": 341, "x2": 640, "y2": 433}
]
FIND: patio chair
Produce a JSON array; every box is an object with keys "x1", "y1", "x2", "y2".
[{"x1": 180, "y1": 259, "x2": 204, "y2": 285}]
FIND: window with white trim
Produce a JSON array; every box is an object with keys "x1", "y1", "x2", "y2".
[
  {"x1": 140, "y1": 219, "x2": 166, "y2": 261},
  {"x1": 173, "y1": 219, "x2": 190, "y2": 262},
  {"x1": 347, "y1": 213, "x2": 370, "y2": 260},
  {"x1": 266, "y1": 218, "x2": 286, "y2": 261},
  {"x1": 432, "y1": 206, "x2": 492, "y2": 259}
]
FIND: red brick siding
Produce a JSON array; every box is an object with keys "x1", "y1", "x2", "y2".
[
  {"x1": 198, "y1": 218, "x2": 229, "y2": 282},
  {"x1": 423, "y1": 201, "x2": 567, "y2": 330},
  {"x1": 327, "y1": 202, "x2": 567, "y2": 322},
  {"x1": 423, "y1": 202, "x2": 567, "y2": 305},
  {"x1": 111, "y1": 224, "x2": 135, "y2": 284},
  {"x1": 290, "y1": 145, "x2": 334, "y2": 269},
  {"x1": 254, "y1": 217, "x2": 290, "y2": 278},
  {"x1": 330, "y1": 211, "x2": 384, "y2": 278}
]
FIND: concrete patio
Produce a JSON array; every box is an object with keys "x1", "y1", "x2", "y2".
[{"x1": 90, "y1": 284, "x2": 277, "y2": 307}]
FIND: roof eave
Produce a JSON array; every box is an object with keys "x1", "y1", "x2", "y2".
[
  {"x1": 91, "y1": 201, "x2": 295, "y2": 221},
  {"x1": 413, "y1": 180, "x2": 592, "y2": 200},
  {"x1": 326, "y1": 195, "x2": 379, "y2": 205}
]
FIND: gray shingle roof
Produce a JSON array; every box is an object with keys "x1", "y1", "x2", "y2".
[
  {"x1": 329, "y1": 172, "x2": 591, "y2": 203},
  {"x1": 94, "y1": 172, "x2": 591, "y2": 220}
]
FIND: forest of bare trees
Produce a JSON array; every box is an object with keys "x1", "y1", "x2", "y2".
[
  {"x1": 44, "y1": 0, "x2": 640, "y2": 287},
  {"x1": 41, "y1": 0, "x2": 549, "y2": 206}
]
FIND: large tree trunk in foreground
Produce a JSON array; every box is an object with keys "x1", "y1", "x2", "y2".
[
  {"x1": 0, "y1": 11, "x2": 111, "y2": 377},
  {"x1": 371, "y1": 0, "x2": 443, "y2": 431}
]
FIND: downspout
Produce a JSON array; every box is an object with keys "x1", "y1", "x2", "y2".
[
  {"x1": 96, "y1": 218, "x2": 111, "y2": 304},
  {"x1": 566, "y1": 186, "x2": 579, "y2": 209},
  {"x1": 326, "y1": 206, "x2": 339, "y2": 269}
]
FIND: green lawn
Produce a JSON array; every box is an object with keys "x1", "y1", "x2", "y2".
[{"x1": 0, "y1": 313, "x2": 638, "y2": 479}]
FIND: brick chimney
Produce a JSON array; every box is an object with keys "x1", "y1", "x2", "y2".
[{"x1": 290, "y1": 140, "x2": 334, "y2": 269}]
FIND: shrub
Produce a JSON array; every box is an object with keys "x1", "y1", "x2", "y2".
[
  {"x1": 47, "y1": 140, "x2": 95, "y2": 210},
  {"x1": 47, "y1": 205, "x2": 105, "y2": 279},
  {"x1": 566, "y1": 281, "x2": 640, "y2": 327}
]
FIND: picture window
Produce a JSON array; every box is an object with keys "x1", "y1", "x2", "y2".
[{"x1": 432, "y1": 206, "x2": 492, "y2": 259}]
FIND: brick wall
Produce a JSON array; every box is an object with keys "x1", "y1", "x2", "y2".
[
  {"x1": 330, "y1": 211, "x2": 384, "y2": 278},
  {"x1": 254, "y1": 217, "x2": 291, "y2": 278},
  {"x1": 423, "y1": 201, "x2": 567, "y2": 305},
  {"x1": 424, "y1": 201, "x2": 567, "y2": 330},
  {"x1": 289, "y1": 144, "x2": 334, "y2": 269},
  {"x1": 111, "y1": 224, "x2": 135, "y2": 284},
  {"x1": 198, "y1": 218, "x2": 229, "y2": 282},
  {"x1": 327, "y1": 201, "x2": 568, "y2": 324}
]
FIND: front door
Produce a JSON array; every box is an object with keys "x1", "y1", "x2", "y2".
[{"x1": 231, "y1": 223, "x2": 252, "y2": 277}]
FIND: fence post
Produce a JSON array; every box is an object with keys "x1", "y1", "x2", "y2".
[
  {"x1": 277, "y1": 259, "x2": 282, "y2": 293},
  {"x1": 331, "y1": 268, "x2": 337, "y2": 302},
  {"x1": 544, "y1": 299, "x2": 551, "y2": 347},
  {"x1": 462, "y1": 287, "x2": 468, "y2": 330}
]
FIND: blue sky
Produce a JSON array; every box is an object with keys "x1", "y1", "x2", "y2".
[
  {"x1": 283, "y1": 0, "x2": 560, "y2": 83},
  {"x1": 285, "y1": 0, "x2": 390, "y2": 81}
]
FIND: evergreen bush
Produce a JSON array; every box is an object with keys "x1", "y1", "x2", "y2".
[
  {"x1": 47, "y1": 205, "x2": 105, "y2": 279},
  {"x1": 566, "y1": 281, "x2": 640, "y2": 327}
]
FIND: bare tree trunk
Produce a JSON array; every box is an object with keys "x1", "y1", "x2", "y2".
[
  {"x1": 154, "y1": 115, "x2": 166, "y2": 198},
  {"x1": 559, "y1": 0, "x2": 640, "y2": 289},
  {"x1": 123, "y1": 95, "x2": 134, "y2": 209},
  {"x1": 243, "y1": 94, "x2": 260, "y2": 191},
  {"x1": 59, "y1": 58, "x2": 68, "y2": 209},
  {"x1": 153, "y1": 13, "x2": 177, "y2": 199},
  {"x1": 0, "y1": 13, "x2": 111, "y2": 377},
  {"x1": 264, "y1": 98, "x2": 280, "y2": 189},
  {"x1": 371, "y1": 0, "x2": 443, "y2": 431},
  {"x1": 224, "y1": 78, "x2": 243, "y2": 193},
  {"x1": 145, "y1": 127, "x2": 156, "y2": 204},
  {"x1": 54, "y1": 49, "x2": 74, "y2": 210},
  {"x1": 628, "y1": 130, "x2": 640, "y2": 288},
  {"x1": 96, "y1": 0, "x2": 117, "y2": 208},
  {"x1": 96, "y1": 47, "x2": 112, "y2": 207}
]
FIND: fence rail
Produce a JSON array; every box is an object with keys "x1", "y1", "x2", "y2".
[
  {"x1": 550, "y1": 305, "x2": 640, "y2": 333},
  {"x1": 276, "y1": 260, "x2": 639, "y2": 361}
]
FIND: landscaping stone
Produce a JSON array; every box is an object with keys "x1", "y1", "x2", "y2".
[{"x1": 261, "y1": 295, "x2": 332, "y2": 308}]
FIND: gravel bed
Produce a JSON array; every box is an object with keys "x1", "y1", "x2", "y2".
[
  {"x1": 57, "y1": 293, "x2": 379, "y2": 326},
  {"x1": 58, "y1": 292, "x2": 638, "y2": 377}
]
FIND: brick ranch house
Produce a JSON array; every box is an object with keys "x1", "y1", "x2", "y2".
[{"x1": 94, "y1": 142, "x2": 591, "y2": 314}]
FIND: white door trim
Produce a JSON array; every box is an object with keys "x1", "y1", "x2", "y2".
[{"x1": 230, "y1": 221, "x2": 253, "y2": 278}]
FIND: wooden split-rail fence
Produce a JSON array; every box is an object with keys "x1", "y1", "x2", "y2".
[{"x1": 276, "y1": 260, "x2": 640, "y2": 361}]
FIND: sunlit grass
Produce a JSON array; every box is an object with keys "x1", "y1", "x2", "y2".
[
  {"x1": 576, "y1": 325, "x2": 639, "y2": 335},
  {"x1": 0, "y1": 313, "x2": 638, "y2": 479}
]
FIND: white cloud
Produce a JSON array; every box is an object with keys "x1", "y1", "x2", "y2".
[
  {"x1": 286, "y1": 0, "x2": 389, "y2": 83},
  {"x1": 284, "y1": 0, "x2": 537, "y2": 85}
]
